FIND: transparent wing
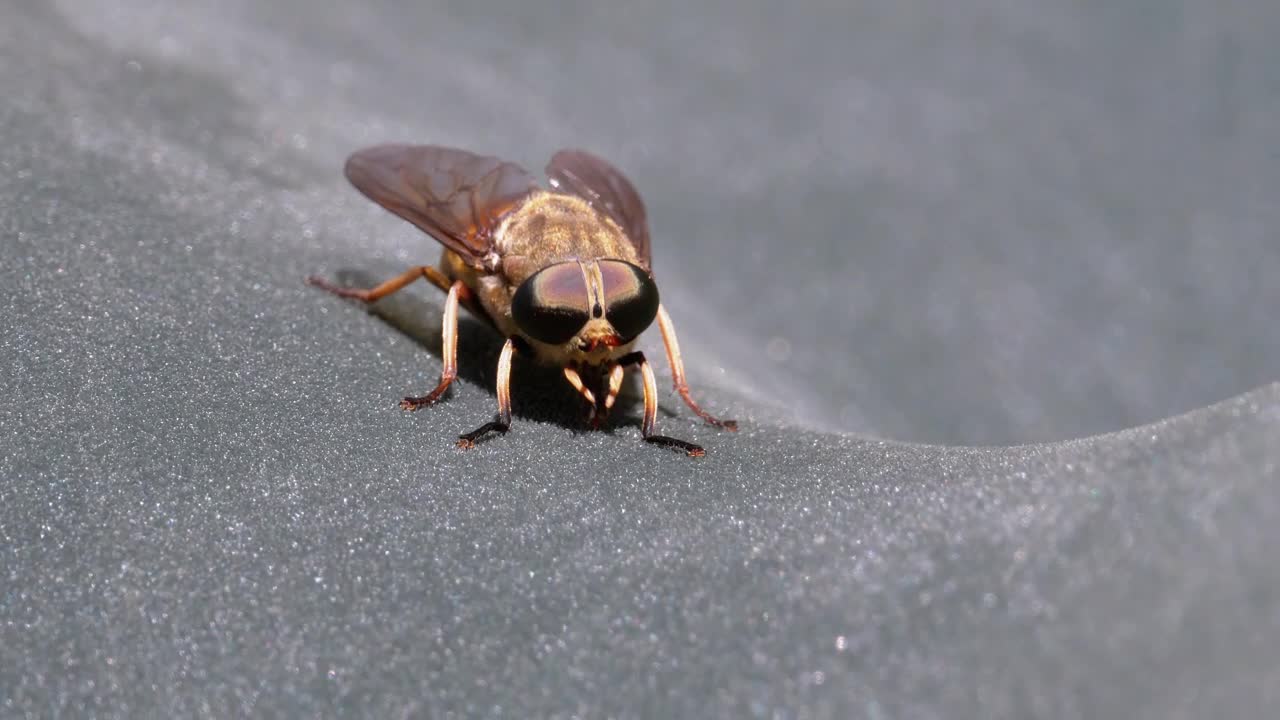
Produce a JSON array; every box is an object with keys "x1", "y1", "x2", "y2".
[
  {"x1": 546, "y1": 149, "x2": 651, "y2": 267},
  {"x1": 345, "y1": 144, "x2": 539, "y2": 268}
]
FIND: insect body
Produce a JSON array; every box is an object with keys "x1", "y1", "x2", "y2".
[{"x1": 308, "y1": 145, "x2": 736, "y2": 456}]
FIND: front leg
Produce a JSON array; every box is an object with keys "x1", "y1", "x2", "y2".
[
  {"x1": 562, "y1": 366, "x2": 599, "y2": 426},
  {"x1": 599, "y1": 364, "x2": 625, "y2": 428},
  {"x1": 560, "y1": 364, "x2": 625, "y2": 429}
]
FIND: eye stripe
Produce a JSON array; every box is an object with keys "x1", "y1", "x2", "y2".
[
  {"x1": 597, "y1": 260, "x2": 659, "y2": 342},
  {"x1": 579, "y1": 259, "x2": 600, "y2": 313}
]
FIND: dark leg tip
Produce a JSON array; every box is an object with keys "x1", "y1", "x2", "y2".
[
  {"x1": 307, "y1": 275, "x2": 369, "y2": 302},
  {"x1": 644, "y1": 435, "x2": 706, "y2": 457},
  {"x1": 306, "y1": 274, "x2": 337, "y2": 291},
  {"x1": 680, "y1": 391, "x2": 737, "y2": 431},
  {"x1": 695, "y1": 414, "x2": 736, "y2": 431},
  {"x1": 400, "y1": 395, "x2": 437, "y2": 411},
  {"x1": 457, "y1": 421, "x2": 509, "y2": 449}
]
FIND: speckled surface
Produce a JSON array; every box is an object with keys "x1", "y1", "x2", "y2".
[{"x1": 3, "y1": 1, "x2": 1280, "y2": 717}]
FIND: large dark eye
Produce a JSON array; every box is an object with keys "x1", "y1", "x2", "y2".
[
  {"x1": 598, "y1": 260, "x2": 659, "y2": 342},
  {"x1": 512, "y1": 262, "x2": 591, "y2": 345}
]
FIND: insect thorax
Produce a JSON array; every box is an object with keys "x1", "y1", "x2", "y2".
[{"x1": 494, "y1": 191, "x2": 639, "y2": 288}]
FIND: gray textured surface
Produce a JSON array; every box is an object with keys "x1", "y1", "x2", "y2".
[{"x1": 3, "y1": 1, "x2": 1280, "y2": 717}]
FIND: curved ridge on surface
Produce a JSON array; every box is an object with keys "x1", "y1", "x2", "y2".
[
  {"x1": 770, "y1": 379, "x2": 1280, "y2": 451},
  {"x1": 5, "y1": 2, "x2": 1280, "y2": 717}
]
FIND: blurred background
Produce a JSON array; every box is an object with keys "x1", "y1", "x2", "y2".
[{"x1": 12, "y1": 0, "x2": 1280, "y2": 446}]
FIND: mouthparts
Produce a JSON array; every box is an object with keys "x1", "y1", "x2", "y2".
[{"x1": 577, "y1": 334, "x2": 624, "y2": 353}]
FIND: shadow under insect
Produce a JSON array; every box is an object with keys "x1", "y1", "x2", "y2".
[{"x1": 332, "y1": 268, "x2": 649, "y2": 435}]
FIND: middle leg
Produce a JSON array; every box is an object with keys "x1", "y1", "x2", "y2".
[
  {"x1": 618, "y1": 351, "x2": 705, "y2": 457},
  {"x1": 457, "y1": 337, "x2": 518, "y2": 449}
]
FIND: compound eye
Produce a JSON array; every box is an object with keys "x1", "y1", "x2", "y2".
[
  {"x1": 598, "y1": 260, "x2": 659, "y2": 342},
  {"x1": 512, "y1": 262, "x2": 591, "y2": 345}
]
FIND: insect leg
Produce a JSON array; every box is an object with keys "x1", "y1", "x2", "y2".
[
  {"x1": 618, "y1": 351, "x2": 705, "y2": 457},
  {"x1": 573, "y1": 364, "x2": 625, "y2": 428},
  {"x1": 306, "y1": 266, "x2": 486, "y2": 319},
  {"x1": 307, "y1": 264, "x2": 450, "y2": 300},
  {"x1": 562, "y1": 367, "x2": 599, "y2": 424},
  {"x1": 598, "y1": 363, "x2": 626, "y2": 427},
  {"x1": 656, "y1": 305, "x2": 737, "y2": 430},
  {"x1": 586, "y1": 361, "x2": 627, "y2": 427},
  {"x1": 398, "y1": 281, "x2": 464, "y2": 411},
  {"x1": 563, "y1": 367, "x2": 596, "y2": 405},
  {"x1": 457, "y1": 337, "x2": 517, "y2": 449}
]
